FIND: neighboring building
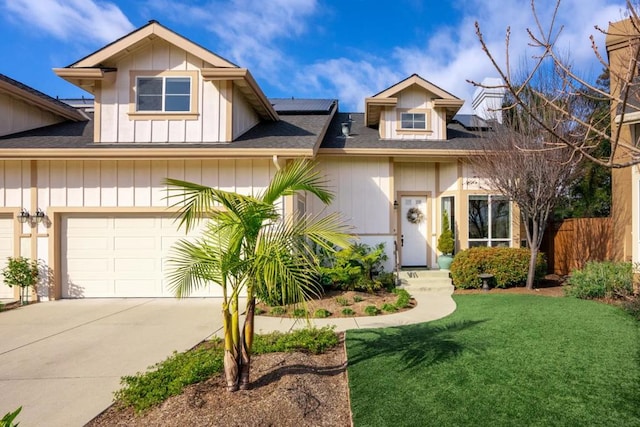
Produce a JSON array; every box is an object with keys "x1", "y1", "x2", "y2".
[
  {"x1": 0, "y1": 21, "x2": 515, "y2": 300},
  {"x1": 606, "y1": 19, "x2": 639, "y2": 263}
]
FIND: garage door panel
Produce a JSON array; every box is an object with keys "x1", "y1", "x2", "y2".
[{"x1": 62, "y1": 214, "x2": 221, "y2": 298}]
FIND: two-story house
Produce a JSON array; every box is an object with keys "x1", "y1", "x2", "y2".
[{"x1": 0, "y1": 21, "x2": 516, "y2": 300}]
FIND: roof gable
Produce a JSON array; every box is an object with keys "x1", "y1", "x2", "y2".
[
  {"x1": 365, "y1": 74, "x2": 464, "y2": 126},
  {"x1": 70, "y1": 20, "x2": 237, "y2": 69}
]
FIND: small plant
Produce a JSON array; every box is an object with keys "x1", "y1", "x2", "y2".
[
  {"x1": 253, "y1": 327, "x2": 338, "y2": 354},
  {"x1": 381, "y1": 303, "x2": 398, "y2": 313},
  {"x1": 1, "y1": 407, "x2": 22, "y2": 427},
  {"x1": 254, "y1": 307, "x2": 266, "y2": 315},
  {"x1": 565, "y1": 261, "x2": 634, "y2": 300},
  {"x1": 319, "y1": 242, "x2": 389, "y2": 292},
  {"x1": 394, "y1": 288, "x2": 411, "y2": 308},
  {"x1": 364, "y1": 305, "x2": 380, "y2": 316},
  {"x1": 353, "y1": 295, "x2": 364, "y2": 303},
  {"x1": 341, "y1": 308, "x2": 355, "y2": 316},
  {"x1": 115, "y1": 342, "x2": 224, "y2": 413},
  {"x1": 437, "y1": 211, "x2": 455, "y2": 255},
  {"x1": 292, "y1": 308, "x2": 308, "y2": 318},
  {"x1": 314, "y1": 308, "x2": 332, "y2": 318},
  {"x1": 270, "y1": 306, "x2": 286, "y2": 315},
  {"x1": 336, "y1": 296, "x2": 351, "y2": 306},
  {"x1": 1, "y1": 257, "x2": 39, "y2": 305}
]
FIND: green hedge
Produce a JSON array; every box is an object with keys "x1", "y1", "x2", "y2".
[
  {"x1": 565, "y1": 261, "x2": 634, "y2": 300},
  {"x1": 450, "y1": 247, "x2": 546, "y2": 289}
]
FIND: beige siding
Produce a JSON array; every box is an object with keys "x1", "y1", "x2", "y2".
[
  {"x1": 395, "y1": 162, "x2": 437, "y2": 193},
  {"x1": 98, "y1": 39, "x2": 232, "y2": 143},
  {"x1": 0, "y1": 93, "x2": 65, "y2": 137},
  {"x1": 379, "y1": 87, "x2": 445, "y2": 140},
  {"x1": 310, "y1": 157, "x2": 392, "y2": 235},
  {"x1": 232, "y1": 85, "x2": 260, "y2": 139},
  {"x1": 439, "y1": 161, "x2": 458, "y2": 192},
  {"x1": 0, "y1": 160, "x2": 29, "y2": 208},
  {"x1": 39, "y1": 159, "x2": 276, "y2": 208}
]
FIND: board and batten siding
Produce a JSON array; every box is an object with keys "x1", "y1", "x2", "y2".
[
  {"x1": 309, "y1": 157, "x2": 392, "y2": 235},
  {"x1": 36, "y1": 159, "x2": 277, "y2": 208},
  {"x1": 0, "y1": 160, "x2": 30, "y2": 208},
  {"x1": 380, "y1": 87, "x2": 445, "y2": 140},
  {"x1": 98, "y1": 39, "x2": 257, "y2": 144},
  {"x1": 0, "y1": 93, "x2": 65, "y2": 137}
]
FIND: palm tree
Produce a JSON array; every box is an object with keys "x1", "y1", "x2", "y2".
[{"x1": 164, "y1": 159, "x2": 352, "y2": 391}]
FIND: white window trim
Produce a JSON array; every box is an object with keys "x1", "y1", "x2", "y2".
[
  {"x1": 468, "y1": 194, "x2": 512, "y2": 247},
  {"x1": 396, "y1": 108, "x2": 432, "y2": 134},
  {"x1": 128, "y1": 70, "x2": 199, "y2": 120}
]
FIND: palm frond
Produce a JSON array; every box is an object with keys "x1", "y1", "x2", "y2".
[{"x1": 261, "y1": 159, "x2": 334, "y2": 205}]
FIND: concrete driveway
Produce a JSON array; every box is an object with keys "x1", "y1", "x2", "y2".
[{"x1": 0, "y1": 298, "x2": 225, "y2": 427}]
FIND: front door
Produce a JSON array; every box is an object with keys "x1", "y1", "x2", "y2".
[{"x1": 400, "y1": 195, "x2": 428, "y2": 267}]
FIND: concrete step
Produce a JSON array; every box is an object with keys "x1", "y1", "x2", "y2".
[
  {"x1": 400, "y1": 281, "x2": 454, "y2": 293},
  {"x1": 397, "y1": 269, "x2": 454, "y2": 293},
  {"x1": 398, "y1": 269, "x2": 450, "y2": 280}
]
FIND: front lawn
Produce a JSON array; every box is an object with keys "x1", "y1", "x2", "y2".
[{"x1": 346, "y1": 294, "x2": 640, "y2": 426}]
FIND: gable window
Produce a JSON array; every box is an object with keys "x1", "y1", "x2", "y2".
[
  {"x1": 137, "y1": 76, "x2": 191, "y2": 112},
  {"x1": 401, "y1": 112, "x2": 426, "y2": 129},
  {"x1": 468, "y1": 195, "x2": 511, "y2": 247},
  {"x1": 129, "y1": 70, "x2": 199, "y2": 120}
]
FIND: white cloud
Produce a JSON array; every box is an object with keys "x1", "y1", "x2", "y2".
[
  {"x1": 144, "y1": 0, "x2": 318, "y2": 85},
  {"x1": 296, "y1": 0, "x2": 628, "y2": 112},
  {"x1": 3, "y1": 0, "x2": 134, "y2": 44}
]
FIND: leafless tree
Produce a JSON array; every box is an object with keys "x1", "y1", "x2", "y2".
[
  {"x1": 469, "y1": 102, "x2": 582, "y2": 289},
  {"x1": 471, "y1": 0, "x2": 640, "y2": 168}
]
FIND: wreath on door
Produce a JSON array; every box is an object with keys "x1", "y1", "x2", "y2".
[{"x1": 406, "y1": 207, "x2": 424, "y2": 224}]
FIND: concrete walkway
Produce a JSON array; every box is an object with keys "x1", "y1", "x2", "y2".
[{"x1": 0, "y1": 289, "x2": 455, "y2": 427}]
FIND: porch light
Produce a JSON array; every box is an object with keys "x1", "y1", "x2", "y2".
[
  {"x1": 34, "y1": 208, "x2": 46, "y2": 224},
  {"x1": 17, "y1": 209, "x2": 30, "y2": 223},
  {"x1": 393, "y1": 200, "x2": 399, "y2": 209}
]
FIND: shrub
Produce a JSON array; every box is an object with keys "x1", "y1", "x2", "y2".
[
  {"x1": 353, "y1": 295, "x2": 364, "y2": 303},
  {"x1": 364, "y1": 305, "x2": 380, "y2": 316},
  {"x1": 115, "y1": 342, "x2": 224, "y2": 413},
  {"x1": 622, "y1": 296, "x2": 640, "y2": 321},
  {"x1": 341, "y1": 308, "x2": 355, "y2": 316},
  {"x1": 450, "y1": 247, "x2": 546, "y2": 289},
  {"x1": 319, "y1": 243, "x2": 389, "y2": 292},
  {"x1": 270, "y1": 307, "x2": 286, "y2": 315},
  {"x1": 292, "y1": 308, "x2": 308, "y2": 318},
  {"x1": 393, "y1": 288, "x2": 412, "y2": 308},
  {"x1": 1, "y1": 257, "x2": 39, "y2": 305},
  {"x1": 253, "y1": 327, "x2": 339, "y2": 355},
  {"x1": 381, "y1": 303, "x2": 398, "y2": 313},
  {"x1": 437, "y1": 211, "x2": 455, "y2": 255},
  {"x1": 314, "y1": 308, "x2": 331, "y2": 318},
  {"x1": 254, "y1": 307, "x2": 266, "y2": 315},
  {"x1": 335, "y1": 296, "x2": 350, "y2": 306},
  {"x1": 565, "y1": 261, "x2": 634, "y2": 300}
]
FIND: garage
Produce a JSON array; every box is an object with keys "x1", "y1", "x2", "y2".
[
  {"x1": 61, "y1": 214, "x2": 222, "y2": 298},
  {"x1": 0, "y1": 214, "x2": 15, "y2": 299}
]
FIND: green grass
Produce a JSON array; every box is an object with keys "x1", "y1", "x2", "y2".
[{"x1": 347, "y1": 294, "x2": 640, "y2": 427}]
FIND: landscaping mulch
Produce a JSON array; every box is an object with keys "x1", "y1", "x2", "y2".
[
  {"x1": 87, "y1": 333, "x2": 351, "y2": 427},
  {"x1": 454, "y1": 274, "x2": 566, "y2": 297}
]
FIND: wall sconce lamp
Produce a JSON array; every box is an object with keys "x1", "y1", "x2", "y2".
[
  {"x1": 17, "y1": 209, "x2": 30, "y2": 223},
  {"x1": 34, "y1": 208, "x2": 46, "y2": 224},
  {"x1": 16, "y1": 208, "x2": 46, "y2": 224},
  {"x1": 393, "y1": 200, "x2": 399, "y2": 209}
]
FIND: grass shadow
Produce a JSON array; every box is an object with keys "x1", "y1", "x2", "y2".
[{"x1": 347, "y1": 319, "x2": 487, "y2": 370}]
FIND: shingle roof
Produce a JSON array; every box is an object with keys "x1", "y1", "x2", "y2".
[
  {"x1": 320, "y1": 112, "x2": 488, "y2": 151},
  {"x1": 270, "y1": 98, "x2": 336, "y2": 114}
]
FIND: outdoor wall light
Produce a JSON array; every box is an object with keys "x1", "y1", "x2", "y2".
[
  {"x1": 393, "y1": 200, "x2": 399, "y2": 209},
  {"x1": 34, "y1": 208, "x2": 46, "y2": 224},
  {"x1": 17, "y1": 209, "x2": 30, "y2": 223}
]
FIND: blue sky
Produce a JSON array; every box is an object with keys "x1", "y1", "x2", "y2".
[{"x1": 0, "y1": 0, "x2": 629, "y2": 113}]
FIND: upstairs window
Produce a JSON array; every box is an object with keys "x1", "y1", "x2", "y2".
[
  {"x1": 136, "y1": 76, "x2": 191, "y2": 112},
  {"x1": 400, "y1": 112, "x2": 426, "y2": 129}
]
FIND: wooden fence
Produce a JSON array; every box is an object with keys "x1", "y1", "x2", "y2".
[{"x1": 540, "y1": 218, "x2": 613, "y2": 276}]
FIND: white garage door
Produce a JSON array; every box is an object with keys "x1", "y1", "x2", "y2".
[
  {"x1": 61, "y1": 214, "x2": 222, "y2": 298},
  {"x1": 0, "y1": 215, "x2": 15, "y2": 299}
]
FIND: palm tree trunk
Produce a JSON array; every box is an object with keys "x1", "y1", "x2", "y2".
[
  {"x1": 239, "y1": 296, "x2": 255, "y2": 390},
  {"x1": 222, "y1": 301, "x2": 239, "y2": 391}
]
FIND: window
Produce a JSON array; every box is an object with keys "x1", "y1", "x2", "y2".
[
  {"x1": 136, "y1": 76, "x2": 191, "y2": 112},
  {"x1": 468, "y1": 195, "x2": 511, "y2": 247},
  {"x1": 401, "y1": 112, "x2": 426, "y2": 129}
]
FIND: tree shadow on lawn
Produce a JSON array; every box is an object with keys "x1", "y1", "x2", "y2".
[{"x1": 347, "y1": 319, "x2": 488, "y2": 370}]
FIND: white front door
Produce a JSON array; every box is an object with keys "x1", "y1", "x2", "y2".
[{"x1": 400, "y1": 196, "x2": 428, "y2": 267}]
